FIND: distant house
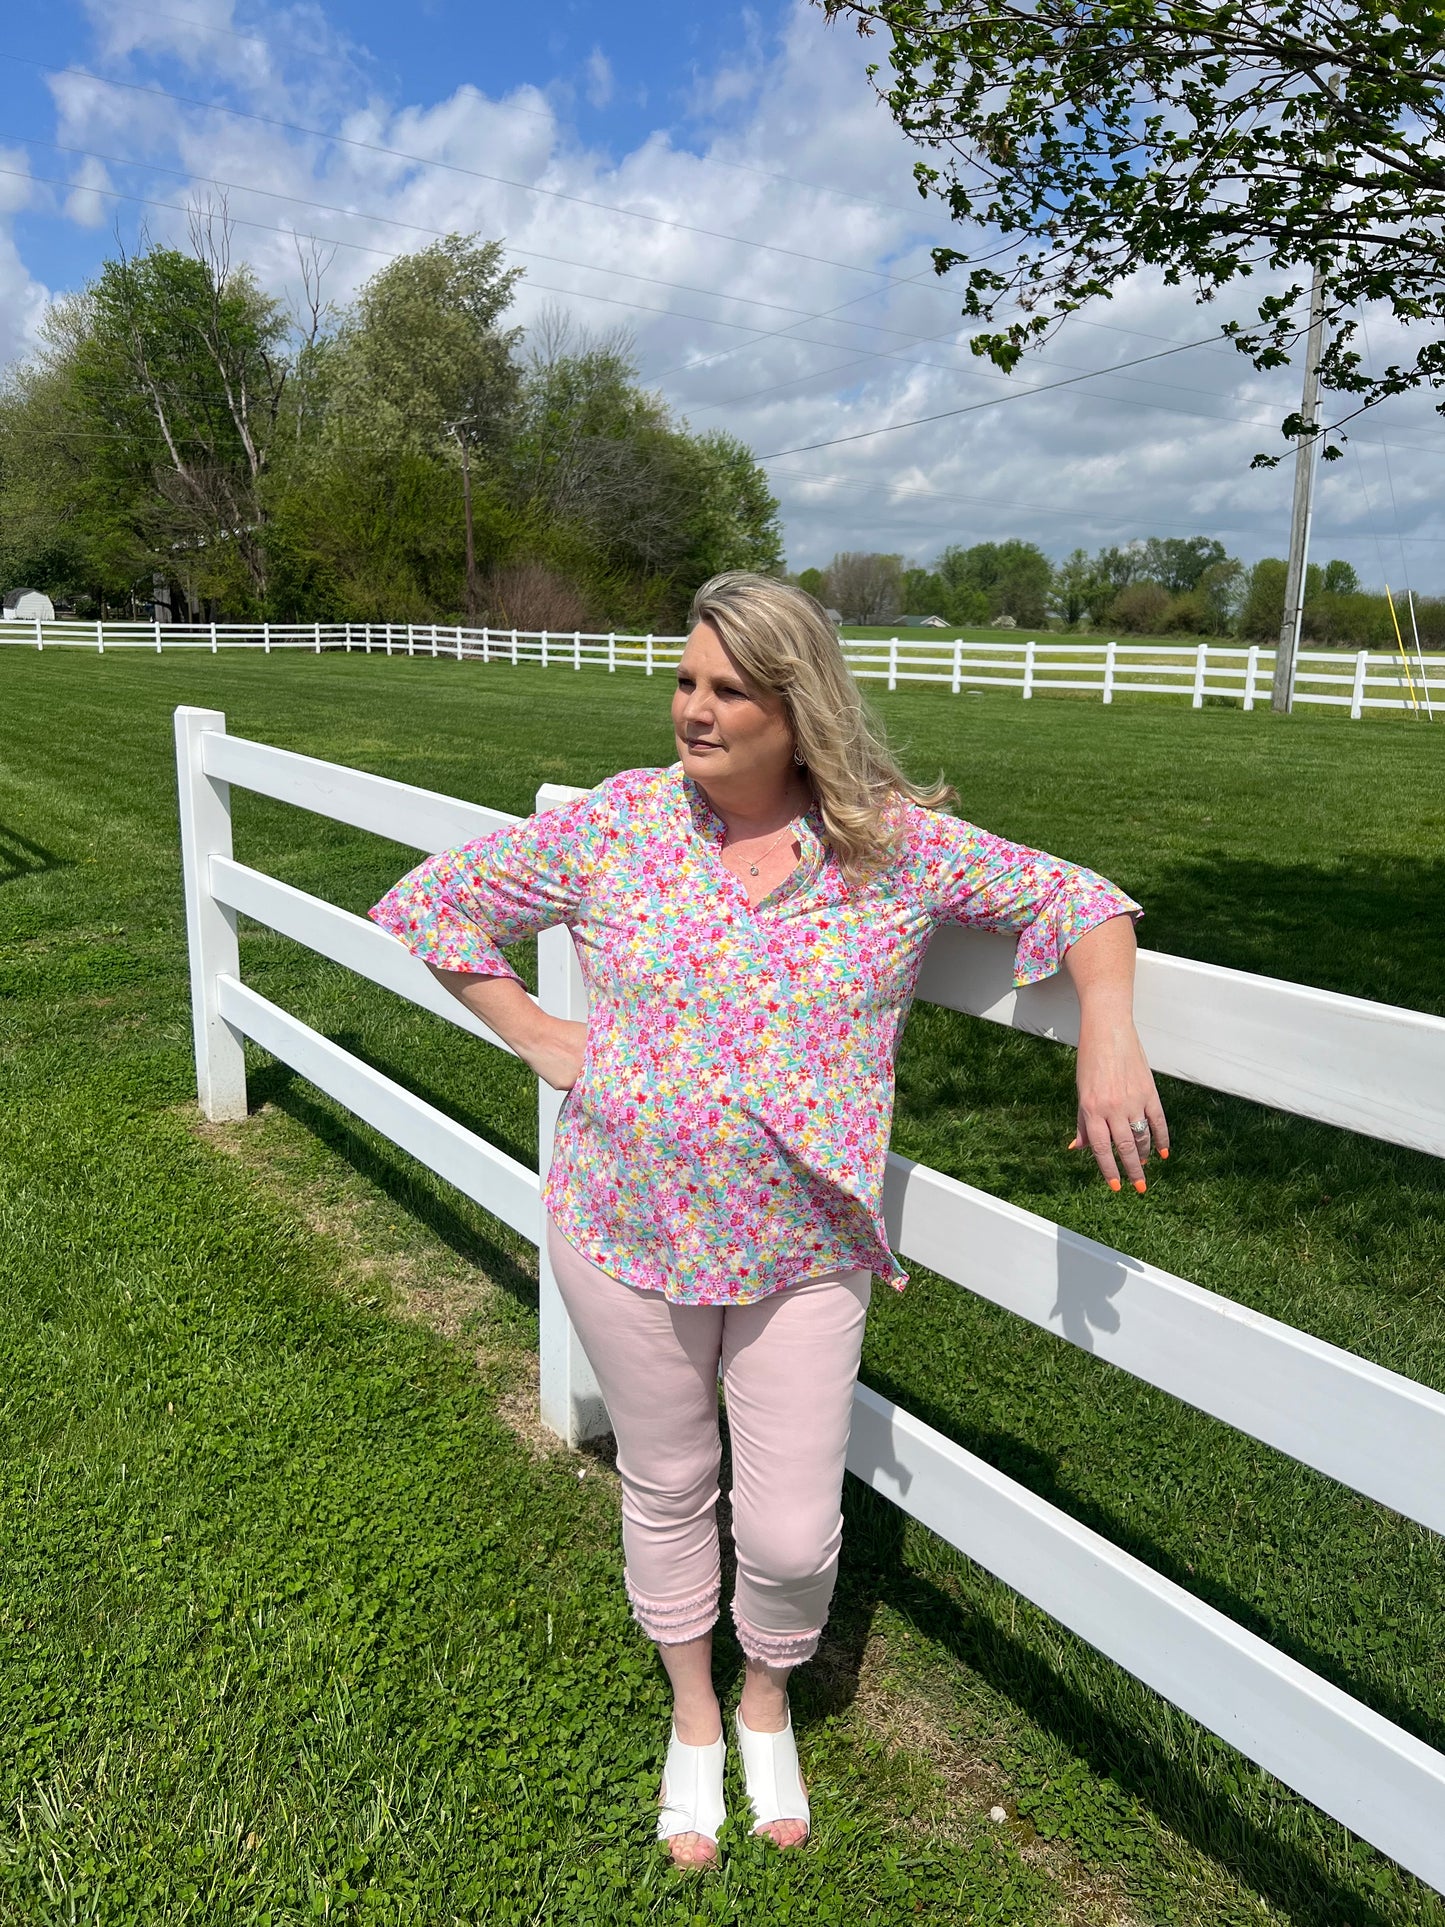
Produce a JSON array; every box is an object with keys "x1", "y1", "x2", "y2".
[
  {"x1": 899, "y1": 613, "x2": 949, "y2": 628},
  {"x1": 824, "y1": 607, "x2": 844, "y2": 627},
  {"x1": 3, "y1": 588, "x2": 55, "y2": 622}
]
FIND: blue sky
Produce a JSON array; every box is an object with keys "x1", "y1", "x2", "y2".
[{"x1": 1, "y1": 0, "x2": 1441, "y2": 588}]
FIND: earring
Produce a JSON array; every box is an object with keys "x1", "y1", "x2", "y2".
[{"x1": 792, "y1": 749, "x2": 806, "y2": 767}]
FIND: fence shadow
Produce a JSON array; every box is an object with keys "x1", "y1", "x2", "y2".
[
  {"x1": 1140, "y1": 850, "x2": 1445, "y2": 1018},
  {"x1": 246, "y1": 1057, "x2": 540, "y2": 1314},
  {"x1": 808, "y1": 1477, "x2": 1409, "y2": 1927},
  {"x1": 0, "y1": 823, "x2": 68, "y2": 885}
]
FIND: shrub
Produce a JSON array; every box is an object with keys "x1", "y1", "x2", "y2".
[
  {"x1": 482, "y1": 562, "x2": 595, "y2": 632},
  {"x1": 1107, "y1": 581, "x2": 1172, "y2": 633}
]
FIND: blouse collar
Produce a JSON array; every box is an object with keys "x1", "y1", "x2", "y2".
[{"x1": 676, "y1": 765, "x2": 828, "y2": 891}]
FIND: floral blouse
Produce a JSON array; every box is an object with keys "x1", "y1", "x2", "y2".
[{"x1": 369, "y1": 765, "x2": 1140, "y2": 1306}]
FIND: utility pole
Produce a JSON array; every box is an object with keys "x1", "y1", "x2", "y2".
[
  {"x1": 1270, "y1": 263, "x2": 1326, "y2": 713},
  {"x1": 444, "y1": 418, "x2": 481, "y2": 626},
  {"x1": 1272, "y1": 74, "x2": 1341, "y2": 715}
]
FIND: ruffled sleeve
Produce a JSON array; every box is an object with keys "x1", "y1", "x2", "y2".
[
  {"x1": 908, "y1": 808, "x2": 1141, "y2": 987},
  {"x1": 368, "y1": 782, "x2": 614, "y2": 980}
]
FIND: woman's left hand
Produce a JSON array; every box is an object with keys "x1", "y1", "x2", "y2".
[{"x1": 1069, "y1": 1017, "x2": 1170, "y2": 1192}]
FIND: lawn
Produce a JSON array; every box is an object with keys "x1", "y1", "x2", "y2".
[{"x1": 1, "y1": 650, "x2": 1442, "y2": 1926}]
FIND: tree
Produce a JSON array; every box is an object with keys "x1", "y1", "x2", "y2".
[
  {"x1": 823, "y1": 552, "x2": 904, "y2": 624},
  {"x1": 793, "y1": 567, "x2": 826, "y2": 600},
  {"x1": 936, "y1": 539, "x2": 1053, "y2": 625},
  {"x1": 1140, "y1": 536, "x2": 1229, "y2": 595},
  {"x1": 1322, "y1": 558, "x2": 1360, "y2": 596},
  {"x1": 1198, "y1": 558, "x2": 1246, "y2": 634},
  {"x1": 819, "y1": 0, "x2": 1445, "y2": 451},
  {"x1": 1051, "y1": 548, "x2": 1100, "y2": 627}
]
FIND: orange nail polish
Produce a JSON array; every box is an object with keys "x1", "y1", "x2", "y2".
[
  {"x1": 1108, "y1": 1178, "x2": 1122, "y2": 1192},
  {"x1": 1159, "y1": 1148, "x2": 1169, "y2": 1159},
  {"x1": 1134, "y1": 1178, "x2": 1147, "y2": 1194}
]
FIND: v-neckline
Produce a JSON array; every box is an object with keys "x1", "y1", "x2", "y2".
[{"x1": 679, "y1": 768, "x2": 816, "y2": 916}]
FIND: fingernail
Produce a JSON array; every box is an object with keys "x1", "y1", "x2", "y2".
[
  {"x1": 1159, "y1": 1148, "x2": 1169, "y2": 1159},
  {"x1": 1108, "y1": 1178, "x2": 1121, "y2": 1192},
  {"x1": 1134, "y1": 1178, "x2": 1147, "y2": 1194}
]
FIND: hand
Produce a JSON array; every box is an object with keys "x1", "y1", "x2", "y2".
[
  {"x1": 1068, "y1": 1017, "x2": 1170, "y2": 1192},
  {"x1": 517, "y1": 1016, "x2": 588, "y2": 1092}
]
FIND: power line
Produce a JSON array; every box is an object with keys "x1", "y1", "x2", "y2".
[
  {"x1": 0, "y1": 52, "x2": 955, "y2": 288},
  {"x1": 4, "y1": 129, "x2": 951, "y2": 340},
  {"x1": 96, "y1": 0, "x2": 944, "y2": 223},
  {"x1": 0, "y1": 163, "x2": 941, "y2": 346},
  {"x1": 753, "y1": 336, "x2": 1231, "y2": 460}
]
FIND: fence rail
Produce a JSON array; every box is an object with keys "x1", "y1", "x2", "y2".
[
  {"x1": 174, "y1": 706, "x2": 1445, "y2": 1889},
  {"x1": 10, "y1": 617, "x2": 1442, "y2": 716}
]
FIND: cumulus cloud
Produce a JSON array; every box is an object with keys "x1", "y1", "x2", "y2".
[{"x1": 9, "y1": 0, "x2": 1445, "y2": 588}]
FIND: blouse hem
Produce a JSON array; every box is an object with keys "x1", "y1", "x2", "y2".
[{"x1": 546, "y1": 1197, "x2": 906, "y2": 1306}]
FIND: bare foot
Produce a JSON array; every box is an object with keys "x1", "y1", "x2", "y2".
[
  {"x1": 754, "y1": 1779, "x2": 808, "y2": 1851},
  {"x1": 661, "y1": 1821, "x2": 720, "y2": 1869}
]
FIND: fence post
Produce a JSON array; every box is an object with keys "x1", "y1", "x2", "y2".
[
  {"x1": 1022, "y1": 637, "x2": 1036, "y2": 700},
  {"x1": 951, "y1": 637, "x2": 962, "y2": 695},
  {"x1": 155, "y1": 620, "x2": 163, "y2": 654},
  {"x1": 541, "y1": 630, "x2": 549, "y2": 669},
  {"x1": 95, "y1": 621, "x2": 103, "y2": 655},
  {"x1": 535, "y1": 785, "x2": 610, "y2": 1447},
  {"x1": 263, "y1": 622, "x2": 271, "y2": 656},
  {"x1": 1103, "y1": 637, "x2": 1116, "y2": 704},
  {"x1": 1243, "y1": 645, "x2": 1260, "y2": 711},
  {"x1": 455, "y1": 627, "x2": 463, "y2": 662},
  {"x1": 1192, "y1": 643, "x2": 1208, "y2": 709},
  {"x1": 34, "y1": 616, "x2": 43, "y2": 650},
  {"x1": 645, "y1": 634, "x2": 654, "y2": 677},
  {"x1": 608, "y1": 632, "x2": 616, "y2": 673},
  {"x1": 887, "y1": 636, "x2": 898, "y2": 691},
  {"x1": 174, "y1": 706, "x2": 247, "y2": 1123},
  {"x1": 573, "y1": 628, "x2": 581, "y2": 671},
  {"x1": 510, "y1": 628, "x2": 518, "y2": 666},
  {"x1": 1350, "y1": 650, "x2": 1368, "y2": 721}
]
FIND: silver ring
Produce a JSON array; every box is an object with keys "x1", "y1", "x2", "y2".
[{"x1": 1129, "y1": 1117, "x2": 1149, "y2": 1137}]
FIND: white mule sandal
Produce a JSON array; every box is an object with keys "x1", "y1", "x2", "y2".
[
  {"x1": 734, "y1": 1707, "x2": 811, "y2": 1842},
  {"x1": 657, "y1": 1726, "x2": 727, "y2": 1858}
]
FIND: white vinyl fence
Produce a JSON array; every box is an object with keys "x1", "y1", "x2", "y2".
[
  {"x1": 174, "y1": 705, "x2": 1445, "y2": 1890},
  {"x1": 10, "y1": 617, "x2": 1443, "y2": 717}
]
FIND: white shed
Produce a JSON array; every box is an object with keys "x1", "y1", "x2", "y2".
[{"x1": 3, "y1": 589, "x2": 55, "y2": 622}]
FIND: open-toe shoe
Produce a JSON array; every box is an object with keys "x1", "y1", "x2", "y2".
[
  {"x1": 657, "y1": 1725, "x2": 726, "y2": 1862},
  {"x1": 734, "y1": 1707, "x2": 810, "y2": 1843}
]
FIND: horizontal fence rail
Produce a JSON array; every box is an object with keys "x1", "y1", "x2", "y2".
[
  {"x1": 173, "y1": 706, "x2": 1445, "y2": 1891},
  {"x1": 12, "y1": 616, "x2": 1443, "y2": 717}
]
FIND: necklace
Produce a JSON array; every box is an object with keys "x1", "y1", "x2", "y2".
[{"x1": 735, "y1": 820, "x2": 797, "y2": 877}]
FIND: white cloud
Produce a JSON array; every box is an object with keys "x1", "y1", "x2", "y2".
[
  {"x1": 584, "y1": 49, "x2": 614, "y2": 112},
  {"x1": 9, "y1": 0, "x2": 1445, "y2": 589}
]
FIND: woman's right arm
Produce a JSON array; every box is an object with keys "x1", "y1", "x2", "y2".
[
  {"x1": 369, "y1": 784, "x2": 611, "y2": 1092},
  {"x1": 425, "y1": 967, "x2": 585, "y2": 1091}
]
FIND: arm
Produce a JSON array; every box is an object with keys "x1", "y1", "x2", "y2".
[
  {"x1": 1063, "y1": 913, "x2": 1170, "y2": 1192},
  {"x1": 916, "y1": 808, "x2": 1167, "y2": 1190},
  {"x1": 369, "y1": 785, "x2": 609, "y2": 1093},
  {"x1": 425, "y1": 967, "x2": 585, "y2": 1092}
]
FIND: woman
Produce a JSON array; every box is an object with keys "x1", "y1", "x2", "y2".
[{"x1": 369, "y1": 572, "x2": 1167, "y2": 1869}]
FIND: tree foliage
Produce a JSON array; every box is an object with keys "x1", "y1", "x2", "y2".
[
  {"x1": 0, "y1": 234, "x2": 782, "y2": 626},
  {"x1": 819, "y1": 0, "x2": 1445, "y2": 451}
]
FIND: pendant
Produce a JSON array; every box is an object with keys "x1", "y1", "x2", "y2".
[{"x1": 748, "y1": 863, "x2": 760, "y2": 876}]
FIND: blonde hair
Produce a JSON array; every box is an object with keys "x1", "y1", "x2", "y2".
[{"x1": 687, "y1": 571, "x2": 956, "y2": 881}]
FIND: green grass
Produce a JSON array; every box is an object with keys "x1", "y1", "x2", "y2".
[{"x1": 1, "y1": 651, "x2": 1442, "y2": 1926}]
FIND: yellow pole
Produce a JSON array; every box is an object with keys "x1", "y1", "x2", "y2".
[{"x1": 1384, "y1": 583, "x2": 1421, "y2": 715}]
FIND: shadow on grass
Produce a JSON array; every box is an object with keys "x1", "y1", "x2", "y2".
[
  {"x1": 817, "y1": 1481, "x2": 1411, "y2": 1927},
  {"x1": 1141, "y1": 852, "x2": 1445, "y2": 1016},
  {"x1": 247, "y1": 1058, "x2": 539, "y2": 1314},
  {"x1": 0, "y1": 823, "x2": 69, "y2": 885}
]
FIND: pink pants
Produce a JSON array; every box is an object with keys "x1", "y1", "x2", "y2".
[{"x1": 546, "y1": 1216, "x2": 871, "y2": 1667}]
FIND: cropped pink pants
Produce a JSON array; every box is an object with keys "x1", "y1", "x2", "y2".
[{"x1": 546, "y1": 1216, "x2": 871, "y2": 1667}]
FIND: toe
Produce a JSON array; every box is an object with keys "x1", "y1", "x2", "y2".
[{"x1": 667, "y1": 1831, "x2": 716, "y2": 1869}]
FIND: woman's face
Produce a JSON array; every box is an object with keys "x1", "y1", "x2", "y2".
[{"x1": 672, "y1": 620, "x2": 794, "y2": 800}]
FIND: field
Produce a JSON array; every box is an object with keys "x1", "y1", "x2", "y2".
[{"x1": 1, "y1": 650, "x2": 1442, "y2": 1926}]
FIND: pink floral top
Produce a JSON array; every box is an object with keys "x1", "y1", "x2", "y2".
[{"x1": 370, "y1": 765, "x2": 1140, "y2": 1306}]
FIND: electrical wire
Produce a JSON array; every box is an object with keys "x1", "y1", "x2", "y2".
[
  {"x1": 0, "y1": 51, "x2": 951, "y2": 287},
  {"x1": 95, "y1": 0, "x2": 944, "y2": 222},
  {"x1": 752, "y1": 336, "x2": 1227, "y2": 460}
]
